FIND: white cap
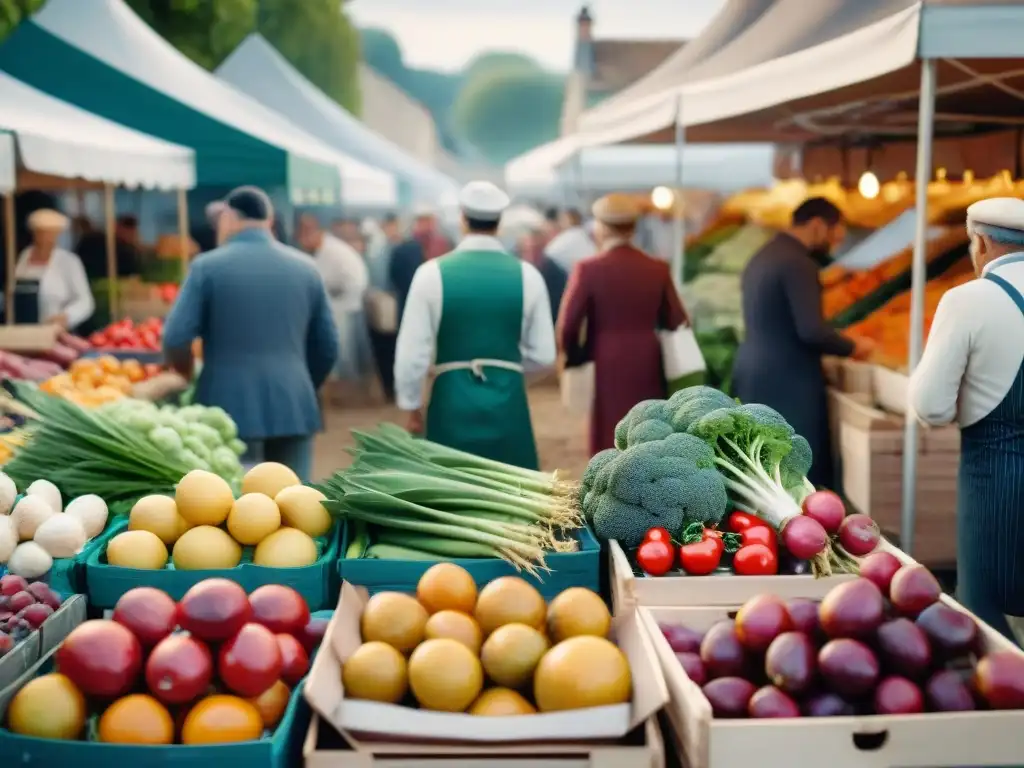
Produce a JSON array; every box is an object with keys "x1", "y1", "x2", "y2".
[
  {"x1": 27, "y1": 209, "x2": 69, "y2": 231},
  {"x1": 592, "y1": 193, "x2": 641, "y2": 225},
  {"x1": 412, "y1": 202, "x2": 437, "y2": 218},
  {"x1": 459, "y1": 181, "x2": 510, "y2": 222},
  {"x1": 967, "y1": 197, "x2": 1024, "y2": 232}
]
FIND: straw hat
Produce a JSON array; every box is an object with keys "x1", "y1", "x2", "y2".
[
  {"x1": 592, "y1": 194, "x2": 641, "y2": 226},
  {"x1": 27, "y1": 209, "x2": 69, "y2": 232}
]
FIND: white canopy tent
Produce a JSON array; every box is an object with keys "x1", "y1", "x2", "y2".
[
  {"x1": 216, "y1": 35, "x2": 456, "y2": 209},
  {"x1": 4, "y1": 0, "x2": 397, "y2": 208},
  {"x1": 574, "y1": 0, "x2": 1024, "y2": 559},
  {"x1": 504, "y1": 138, "x2": 774, "y2": 200},
  {"x1": 0, "y1": 70, "x2": 195, "y2": 193}
]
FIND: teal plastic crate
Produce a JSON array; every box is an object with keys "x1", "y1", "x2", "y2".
[
  {"x1": 85, "y1": 518, "x2": 341, "y2": 609},
  {"x1": 338, "y1": 524, "x2": 601, "y2": 600},
  {"x1": 0, "y1": 647, "x2": 311, "y2": 768}
]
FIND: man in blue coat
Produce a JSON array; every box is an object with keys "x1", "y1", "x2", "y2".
[{"x1": 163, "y1": 187, "x2": 339, "y2": 481}]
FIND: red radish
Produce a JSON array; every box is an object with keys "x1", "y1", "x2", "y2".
[
  {"x1": 837, "y1": 514, "x2": 880, "y2": 556},
  {"x1": 819, "y1": 578, "x2": 885, "y2": 639},
  {"x1": 780, "y1": 515, "x2": 828, "y2": 560},
  {"x1": 859, "y1": 551, "x2": 902, "y2": 597},
  {"x1": 801, "y1": 491, "x2": 845, "y2": 534},
  {"x1": 734, "y1": 595, "x2": 792, "y2": 653}
]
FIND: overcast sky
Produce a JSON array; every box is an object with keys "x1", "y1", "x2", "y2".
[{"x1": 347, "y1": 0, "x2": 726, "y2": 72}]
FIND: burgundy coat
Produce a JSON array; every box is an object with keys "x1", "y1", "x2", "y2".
[{"x1": 557, "y1": 244, "x2": 687, "y2": 455}]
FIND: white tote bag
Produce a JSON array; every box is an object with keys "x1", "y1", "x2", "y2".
[
  {"x1": 365, "y1": 288, "x2": 398, "y2": 333},
  {"x1": 659, "y1": 324, "x2": 707, "y2": 389},
  {"x1": 560, "y1": 361, "x2": 595, "y2": 415}
]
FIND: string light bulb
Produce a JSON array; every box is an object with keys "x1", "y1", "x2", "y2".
[
  {"x1": 858, "y1": 171, "x2": 880, "y2": 200},
  {"x1": 651, "y1": 186, "x2": 675, "y2": 211}
]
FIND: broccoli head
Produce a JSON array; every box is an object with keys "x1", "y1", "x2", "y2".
[
  {"x1": 590, "y1": 432, "x2": 728, "y2": 547},
  {"x1": 614, "y1": 400, "x2": 673, "y2": 449},
  {"x1": 666, "y1": 385, "x2": 736, "y2": 433},
  {"x1": 780, "y1": 434, "x2": 815, "y2": 504},
  {"x1": 579, "y1": 448, "x2": 620, "y2": 524}
]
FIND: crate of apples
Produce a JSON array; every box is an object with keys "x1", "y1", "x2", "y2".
[{"x1": 4, "y1": 578, "x2": 328, "y2": 745}]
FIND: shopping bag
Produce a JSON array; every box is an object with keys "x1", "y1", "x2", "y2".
[
  {"x1": 660, "y1": 324, "x2": 707, "y2": 393},
  {"x1": 560, "y1": 318, "x2": 593, "y2": 414},
  {"x1": 365, "y1": 288, "x2": 398, "y2": 333}
]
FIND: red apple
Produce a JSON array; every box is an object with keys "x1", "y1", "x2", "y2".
[
  {"x1": 113, "y1": 587, "x2": 178, "y2": 647},
  {"x1": 276, "y1": 633, "x2": 310, "y2": 685},
  {"x1": 177, "y1": 579, "x2": 251, "y2": 642},
  {"x1": 55, "y1": 620, "x2": 142, "y2": 697},
  {"x1": 248, "y1": 585, "x2": 310, "y2": 635},
  {"x1": 145, "y1": 634, "x2": 213, "y2": 705},
  {"x1": 218, "y1": 623, "x2": 282, "y2": 698},
  {"x1": 297, "y1": 617, "x2": 329, "y2": 654}
]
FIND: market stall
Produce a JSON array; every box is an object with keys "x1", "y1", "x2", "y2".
[{"x1": 0, "y1": 0, "x2": 397, "y2": 212}]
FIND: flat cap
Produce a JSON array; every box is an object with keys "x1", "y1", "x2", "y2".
[
  {"x1": 968, "y1": 197, "x2": 1024, "y2": 232},
  {"x1": 27, "y1": 208, "x2": 69, "y2": 231},
  {"x1": 593, "y1": 193, "x2": 641, "y2": 226},
  {"x1": 459, "y1": 181, "x2": 510, "y2": 222},
  {"x1": 221, "y1": 185, "x2": 274, "y2": 221}
]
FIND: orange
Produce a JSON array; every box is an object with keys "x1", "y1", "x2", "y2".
[
  {"x1": 99, "y1": 694, "x2": 174, "y2": 745},
  {"x1": 7, "y1": 673, "x2": 87, "y2": 740},
  {"x1": 417, "y1": 563, "x2": 477, "y2": 614},
  {"x1": 181, "y1": 695, "x2": 263, "y2": 744},
  {"x1": 122, "y1": 360, "x2": 145, "y2": 383},
  {"x1": 98, "y1": 355, "x2": 121, "y2": 374},
  {"x1": 249, "y1": 680, "x2": 290, "y2": 729}
]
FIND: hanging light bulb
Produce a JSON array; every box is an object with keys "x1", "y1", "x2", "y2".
[
  {"x1": 858, "y1": 171, "x2": 881, "y2": 200},
  {"x1": 651, "y1": 186, "x2": 675, "y2": 211}
]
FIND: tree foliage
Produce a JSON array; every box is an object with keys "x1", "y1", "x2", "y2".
[
  {"x1": 0, "y1": 0, "x2": 45, "y2": 42},
  {"x1": 126, "y1": 0, "x2": 255, "y2": 70},
  {"x1": 452, "y1": 67, "x2": 565, "y2": 164}
]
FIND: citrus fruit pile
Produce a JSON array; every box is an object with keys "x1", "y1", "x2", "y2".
[
  {"x1": 343, "y1": 564, "x2": 632, "y2": 715},
  {"x1": 5, "y1": 578, "x2": 328, "y2": 744}
]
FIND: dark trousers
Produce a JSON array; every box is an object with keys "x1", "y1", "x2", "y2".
[
  {"x1": 242, "y1": 435, "x2": 314, "y2": 483},
  {"x1": 369, "y1": 329, "x2": 396, "y2": 402}
]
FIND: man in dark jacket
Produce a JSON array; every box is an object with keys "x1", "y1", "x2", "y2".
[
  {"x1": 733, "y1": 197, "x2": 873, "y2": 488},
  {"x1": 389, "y1": 211, "x2": 439, "y2": 324}
]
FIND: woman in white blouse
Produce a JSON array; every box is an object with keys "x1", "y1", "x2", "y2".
[{"x1": 12, "y1": 209, "x2": 95, "y2": 329}]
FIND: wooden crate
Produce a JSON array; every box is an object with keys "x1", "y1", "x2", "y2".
[{"x1": 833, "y1": 384, "x2": 959, "y2": 568}]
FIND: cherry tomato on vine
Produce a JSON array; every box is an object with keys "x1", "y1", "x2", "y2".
[
  {"x1": 636, "y1": 539, "x2": 674, "y2": 576},
  {"x1": 733, "y1": 544, "x2": 778, "y2": 576},
  {"x1": 643, "y1": 527, "x2": 672, "y2": 545},
  {"x1": 727, "y1": 511, "x2": 764, "y2": 533},
  {"x1": 740, "y1": 524, "x2": 777, "y2": 554}
]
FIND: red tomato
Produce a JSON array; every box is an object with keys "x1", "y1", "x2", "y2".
[
  {"x1": 636, "y1": 539, "x2": 674, "y2": 577},
  {"x1": 145, "y1": 634, "x2": 214, "y2": 705},
  {"x1": 276, "y1": 633, "x2": 310, "y2": 685},
  {"x1": 140, "y1": 330, "x2": 160, "y2": 351},
  {"x1": 678, "y1": 535, "x2": 724, "y2": 576},
  {"x1": 643, "y1": 527, "x2": 672, "y2": 545},
  {"x1": 88, "y1": 332, "x2": 108, "y2": 347},
  {"x1": 741, "y1": 525, "x2": 778, "y2": 554},
  {"x1": 727, "y1": 511, "x2": 765, "y2": 533},
  {"x1": 733, "y1": 544, "x2": 779, "y2": 576},
  {"x1": 218, "y1": 623, "x2": 283, "y2": 698}
]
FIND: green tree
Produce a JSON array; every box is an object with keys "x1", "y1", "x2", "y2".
[
  {"x1": 452, "y1": 68, "x2": 565, "y2": 164},
  {"x1": 0, "y1": 0, "x2": 45, "y2": 42},
  {"x1": 461, "y1": 51, "x2": 541, "y2": 83},
  {"x1": 257, "y1": 0, "x2": 361, "y2": 114},
  {"x1": 126, "y1": 0, "x2": 256, "y2": 70},
  {"x1": 359, "y1": 27, "x2": 405, "y2": 83}
]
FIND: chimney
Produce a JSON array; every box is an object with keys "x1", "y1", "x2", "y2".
[{"x1": 573, "y1": 5, "x2": 596, "y2": 74}]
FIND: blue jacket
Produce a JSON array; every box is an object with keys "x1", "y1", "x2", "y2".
[{"x1": 163, "y1": 229, "x2": 339, "y2": 440}]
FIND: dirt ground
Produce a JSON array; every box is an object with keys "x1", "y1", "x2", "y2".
[{"x1": 311, "y1": 380, "x2": 592, "y2": 482}]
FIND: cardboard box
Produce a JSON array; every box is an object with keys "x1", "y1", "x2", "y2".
[
  {"x1": 0, "y1": 324, "x2": 59, "y2": 353},
  {"x1": 302, "y1": 713, "x2": 666, "y2": 767},
  {"x1": 609, "y1": 540, "x2": 855, "y2": 614},
  {"x1": 303, "y1": 583, "x2": 667, "y2": 744},
  {"x1": 833, "y1": 387, "x2": 958, "y2": 568},
  {"x1": 640, "y1": 578, "x2": 1024, "y2": 768}
]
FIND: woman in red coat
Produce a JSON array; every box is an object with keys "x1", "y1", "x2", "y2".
[{"x1": 557, "y1": 194, "x2": 687, "y2": 455}]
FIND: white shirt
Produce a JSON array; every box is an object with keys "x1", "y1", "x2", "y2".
[
  {"x1": 12, "y1": 247, "x2": 94, "y2": 328},
  {"x1": 909, "y1": 253, "x2": 1024, "y2": 428},
  {"x1": 544, "y1": 226, "x2": 596, "y2": 274},
  {"x1": 393, "y1": 234, "x2": 557, "y2": 411},
  {"x1": 313, "y1": 233, "x2": 368, "y2": 313}
]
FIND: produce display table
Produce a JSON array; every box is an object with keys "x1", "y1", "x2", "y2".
[{"x1": 81, "y1": 349, "x2": 162, "y2": 365}]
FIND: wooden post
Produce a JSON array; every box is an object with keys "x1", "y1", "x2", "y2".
[
  {"x1": 177, "y1": 187, "x2": 188, "y2": 281},
  {"x1": 103, "y1": 183, "x2": 117, "y2": 320},
  {"x1": 3, "y1": 193, "x2": 14, "y2": 325}
]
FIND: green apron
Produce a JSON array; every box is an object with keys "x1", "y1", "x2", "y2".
[{"x1": 425, "y1": 248, "x2": 539, "y2": 470}]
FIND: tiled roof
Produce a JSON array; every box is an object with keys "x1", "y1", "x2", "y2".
[{"x1": 590, "y1": 39, "x2": 684, "y2": 93}]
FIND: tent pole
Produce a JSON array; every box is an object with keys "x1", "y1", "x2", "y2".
[
  {"x1": 177, "y1": 188, "x2": 189, "y2": 281},
  {"x1": 900, "y1": 58, "x2": 937, "y2": 557},
  {"x1": 3, "y1": 193, "x2": 14, "y2": 325},
  {"x1": 104, "y1": 183, "x2": 118, "y2": 320},
  {"x1": 672, "y1": 94, "x2": 686, "y2": 290}
]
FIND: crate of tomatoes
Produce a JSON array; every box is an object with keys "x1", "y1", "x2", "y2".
[
  {"x1": 87, "y1": 317, "x2": 163, "y2": 355},
  {"x1": 608, "y1": 491, "x2": 885, "y2": 611}
]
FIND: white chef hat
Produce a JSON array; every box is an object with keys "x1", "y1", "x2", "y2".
[
  {"x1": 967, "y1": 197, "x2": 1024, "y2": 243},
  {"x1": 459, "y1": 181, "x2": 510, "y2": 223},
  {"x1": 27, "y1": 208, "x2": 69, "y2": 232}
]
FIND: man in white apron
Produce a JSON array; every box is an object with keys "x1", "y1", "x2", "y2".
[{"x1": 393, "y1": 182, "x2": 556, "y2": 469}]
